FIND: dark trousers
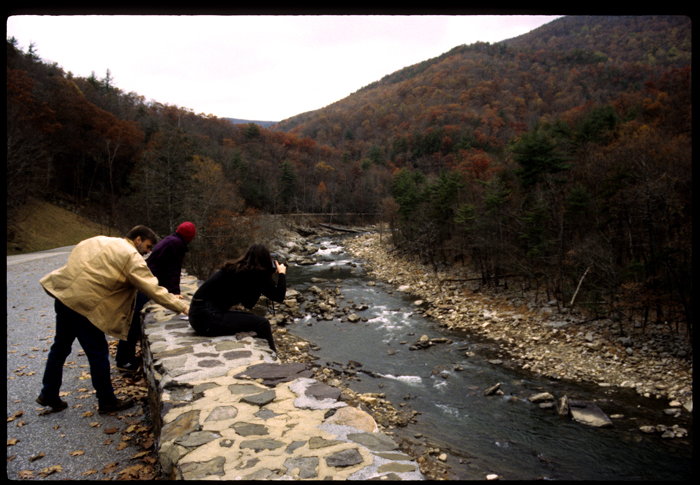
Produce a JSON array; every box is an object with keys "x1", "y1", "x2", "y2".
[
  {"x1": 40, "y1": 299, "x2": 117, "y2": 406},
  {"x1": 189, "y1": 301, "x2": 277, "y2": 353},
  {"x1": 116, "y1": 291, "x2": 149, "y2": 365}
]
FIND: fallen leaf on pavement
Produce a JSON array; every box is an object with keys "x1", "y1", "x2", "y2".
[
  {"x1": 69, "y1": 450, "x2": 85, "y2": 456},
  {"x1": 7, "y1": 438, "x2": 19, "y2": 446},
  {"x1": 7, "y1": 410, "x2": 24, "y2": 422},
  {"x1": 17, "y1": 470, "x2": 34, "y2": 479},
  {"x1": 81, "y1": 469, "x2": 98, "y2": 476},
  {"x1": 101, "y1": 462, "x2": 119, "y2": 474},
  {"x1": 29, "y1": 452, "x2": 45, "y2": 462},
  {"x1": 118, "y1": 464, "x2": 145, "y2": 479},
  {"x1": 104, "y1": 427, "x2": 119, "y2": 435},
  {"x1": 38, "y1": 465, "x2": 63, "y2": 477}
]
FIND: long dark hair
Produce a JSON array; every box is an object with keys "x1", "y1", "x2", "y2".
[{"x1": 221, "y1": 244, "x2": 274, "y2": 276}]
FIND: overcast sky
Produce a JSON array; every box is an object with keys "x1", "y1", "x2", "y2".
[{"x1": 7, "y1": 14, "x2": 562, "y2": 121}]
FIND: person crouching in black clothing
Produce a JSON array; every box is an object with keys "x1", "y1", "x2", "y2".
[{"x1": 189, "y1": 244, "x2": 286, "y2": 354}]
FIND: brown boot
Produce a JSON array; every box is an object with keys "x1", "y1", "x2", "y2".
[
  {"x1": 98, "y1": 398, "x2": 135, "y2": 414},
  {"x1": 36, "y1": 394, "x2": 68, "y2": 411}
]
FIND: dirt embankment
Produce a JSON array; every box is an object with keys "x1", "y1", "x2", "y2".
[{"x1": 7, "y1": 199, "x2": 114, "y2": 255}]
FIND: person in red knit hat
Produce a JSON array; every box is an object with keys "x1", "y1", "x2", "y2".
[
  {"x1": 116, "y1": 222, "x2": 196, "y2": 372},
  {"x1": 176, "y1": 222, "x2": 196, "y2": 243}
]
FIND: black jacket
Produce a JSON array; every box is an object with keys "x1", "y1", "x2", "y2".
[{"x1": 192, "y1": 269, "x2": 286, "y2": 312}]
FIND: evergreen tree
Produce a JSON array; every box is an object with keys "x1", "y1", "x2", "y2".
[
  {"x1": 279, "y1": 160, "x2": 297, "y2": 211},
  {"x1": 511, "y1": 128, "x2": 569, "y2": 188}
]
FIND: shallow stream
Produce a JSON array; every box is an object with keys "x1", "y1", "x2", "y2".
[{"x1": 285, "y1": 235, "x2": 691, "y2": 480}]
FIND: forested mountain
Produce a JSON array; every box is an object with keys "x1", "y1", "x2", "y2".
[
  {"x1": 6, "y1": 15, "x2": 691, "y2": 339},
  {"x1": 225, "y1": 118, "x2": 278, "y2": 128}
]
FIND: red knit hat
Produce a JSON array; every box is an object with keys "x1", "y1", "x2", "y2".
[{"x1": 176, "y1": 222, "x2": 196, "y2": 243}]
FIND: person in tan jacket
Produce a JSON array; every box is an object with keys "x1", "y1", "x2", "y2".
[{"x1": 36, "y1": 225, "x2": 189, "y2": 414}]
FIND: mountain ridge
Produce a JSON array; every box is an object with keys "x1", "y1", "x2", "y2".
[
  {"x1": 272, "y1": 15, "x2": 690, "y2": 139},
  {"x1": 225, "y1": 117, "x2": 279, "y2": 128}
]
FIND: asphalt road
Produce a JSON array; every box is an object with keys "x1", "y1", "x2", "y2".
[{"x1": 7, "y1": 247, "x2": 157, "y2": 480}]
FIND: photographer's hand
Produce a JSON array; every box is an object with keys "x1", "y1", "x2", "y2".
[{"x1": 275, "y1": 261, "x2": 287, "y2": 274}]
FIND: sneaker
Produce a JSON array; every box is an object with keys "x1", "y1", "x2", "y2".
[
  {"x1": 116, "y1": 360, "x2": 141, "y2": 374},
  {"x1": 98, "y1": 398, "x2": 135, "y2": 414},
  {"x1": 36, "y1": 394, "x2": 68, "y2": 411}
]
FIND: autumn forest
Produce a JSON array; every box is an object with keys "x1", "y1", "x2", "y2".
[{"x1": 6, "y1": 16, "x2": 692, "y2": 340}]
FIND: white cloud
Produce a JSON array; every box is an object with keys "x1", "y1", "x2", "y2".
[{"x1": 7, "y1": 14, "x2": 561, "y2": 121}]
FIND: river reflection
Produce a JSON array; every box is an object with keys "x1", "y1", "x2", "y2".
[{"x1": 285, "y1": 235, "x2": 692, "y2": 480}]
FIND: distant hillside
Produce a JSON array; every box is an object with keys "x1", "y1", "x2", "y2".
[
  {"x1": 273, "y1": 15, "x2": 691, "y2": 149},
  {"x1": 225, "y1": 118, "x2": 278, "y2": 128}
]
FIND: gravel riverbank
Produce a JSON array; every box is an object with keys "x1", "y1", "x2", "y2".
[{"x1": 343, "y1": 233, "x2": 692, "y2": 412}]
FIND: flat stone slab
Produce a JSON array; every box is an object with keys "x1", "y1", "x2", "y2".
[
  {"x1": 223, "y1": 350, "x2": 253, "y2": 360},
  {"x1": 175, "y1": 430, "x2": 221, "y2": 447},
  {"x1": 240, "y1": 438, "x2": 285, "y2": 452},
  {"x1": 161, "y1": 409, "x2": 201, "y2": 443},
  {"x1": 305, "y1": 381, "x2": 342, "y2": 401},
  {"x1": 240, "y1": 389, "x2": 277, "y2": 407},
  {"x1": 231, "y1": 422, "x2": 270, "y2": 436},
  {"x1": 325, "y1": 448, "x2": 364, "y2": 468},
  {"x1": 347, "y1": 432, "x2": 399, "y2": 451},
  {"x1": 289, "y1": 378, "x2": 347, "y2": 410},
  {"x1": 284, "y1": 456, "x2": 319, "y2": 479},
  {"x1": 255, "y1": 408, "x2": 281, "y2": 420},
  {"x1": 309, "y1": 436, "x2": 343, "y2": 449},
  {"x1": 234, "y1": 362, "x2": 314, "y2": 387},
  {"x1": 205, "y1": 406, "x2": 239, "y2": 422},
  {"x1": 178, "y1": 456, "x2": 226, "y2": 479}
]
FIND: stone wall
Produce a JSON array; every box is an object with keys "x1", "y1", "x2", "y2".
[{"x1": 140, "y1": 275, "x2": 424, "y2": 480}]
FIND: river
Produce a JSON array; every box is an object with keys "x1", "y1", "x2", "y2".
[{"x1": 283, "y1": 234, "x2": 692, "y2": 480}]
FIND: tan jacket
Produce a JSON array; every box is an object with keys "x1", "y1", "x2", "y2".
[{"x1": 40, "y1": 236, "x2": 188, "y2": 340}]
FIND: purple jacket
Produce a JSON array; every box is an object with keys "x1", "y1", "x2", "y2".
[{"x1": 146, "y1": 232, "x2": 189, "y2": 295}]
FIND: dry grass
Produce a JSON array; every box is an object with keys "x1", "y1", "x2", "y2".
[{"x1": 7, "y1": 199, "x2": 112, "y2": 255}]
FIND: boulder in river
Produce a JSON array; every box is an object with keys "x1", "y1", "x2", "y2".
[
  {"x1": 569, "y1": 400, "x2": 613, "y2": 427},
  {"x1": 528, "y1": 392, "x2": 554, "y2": 403}
]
